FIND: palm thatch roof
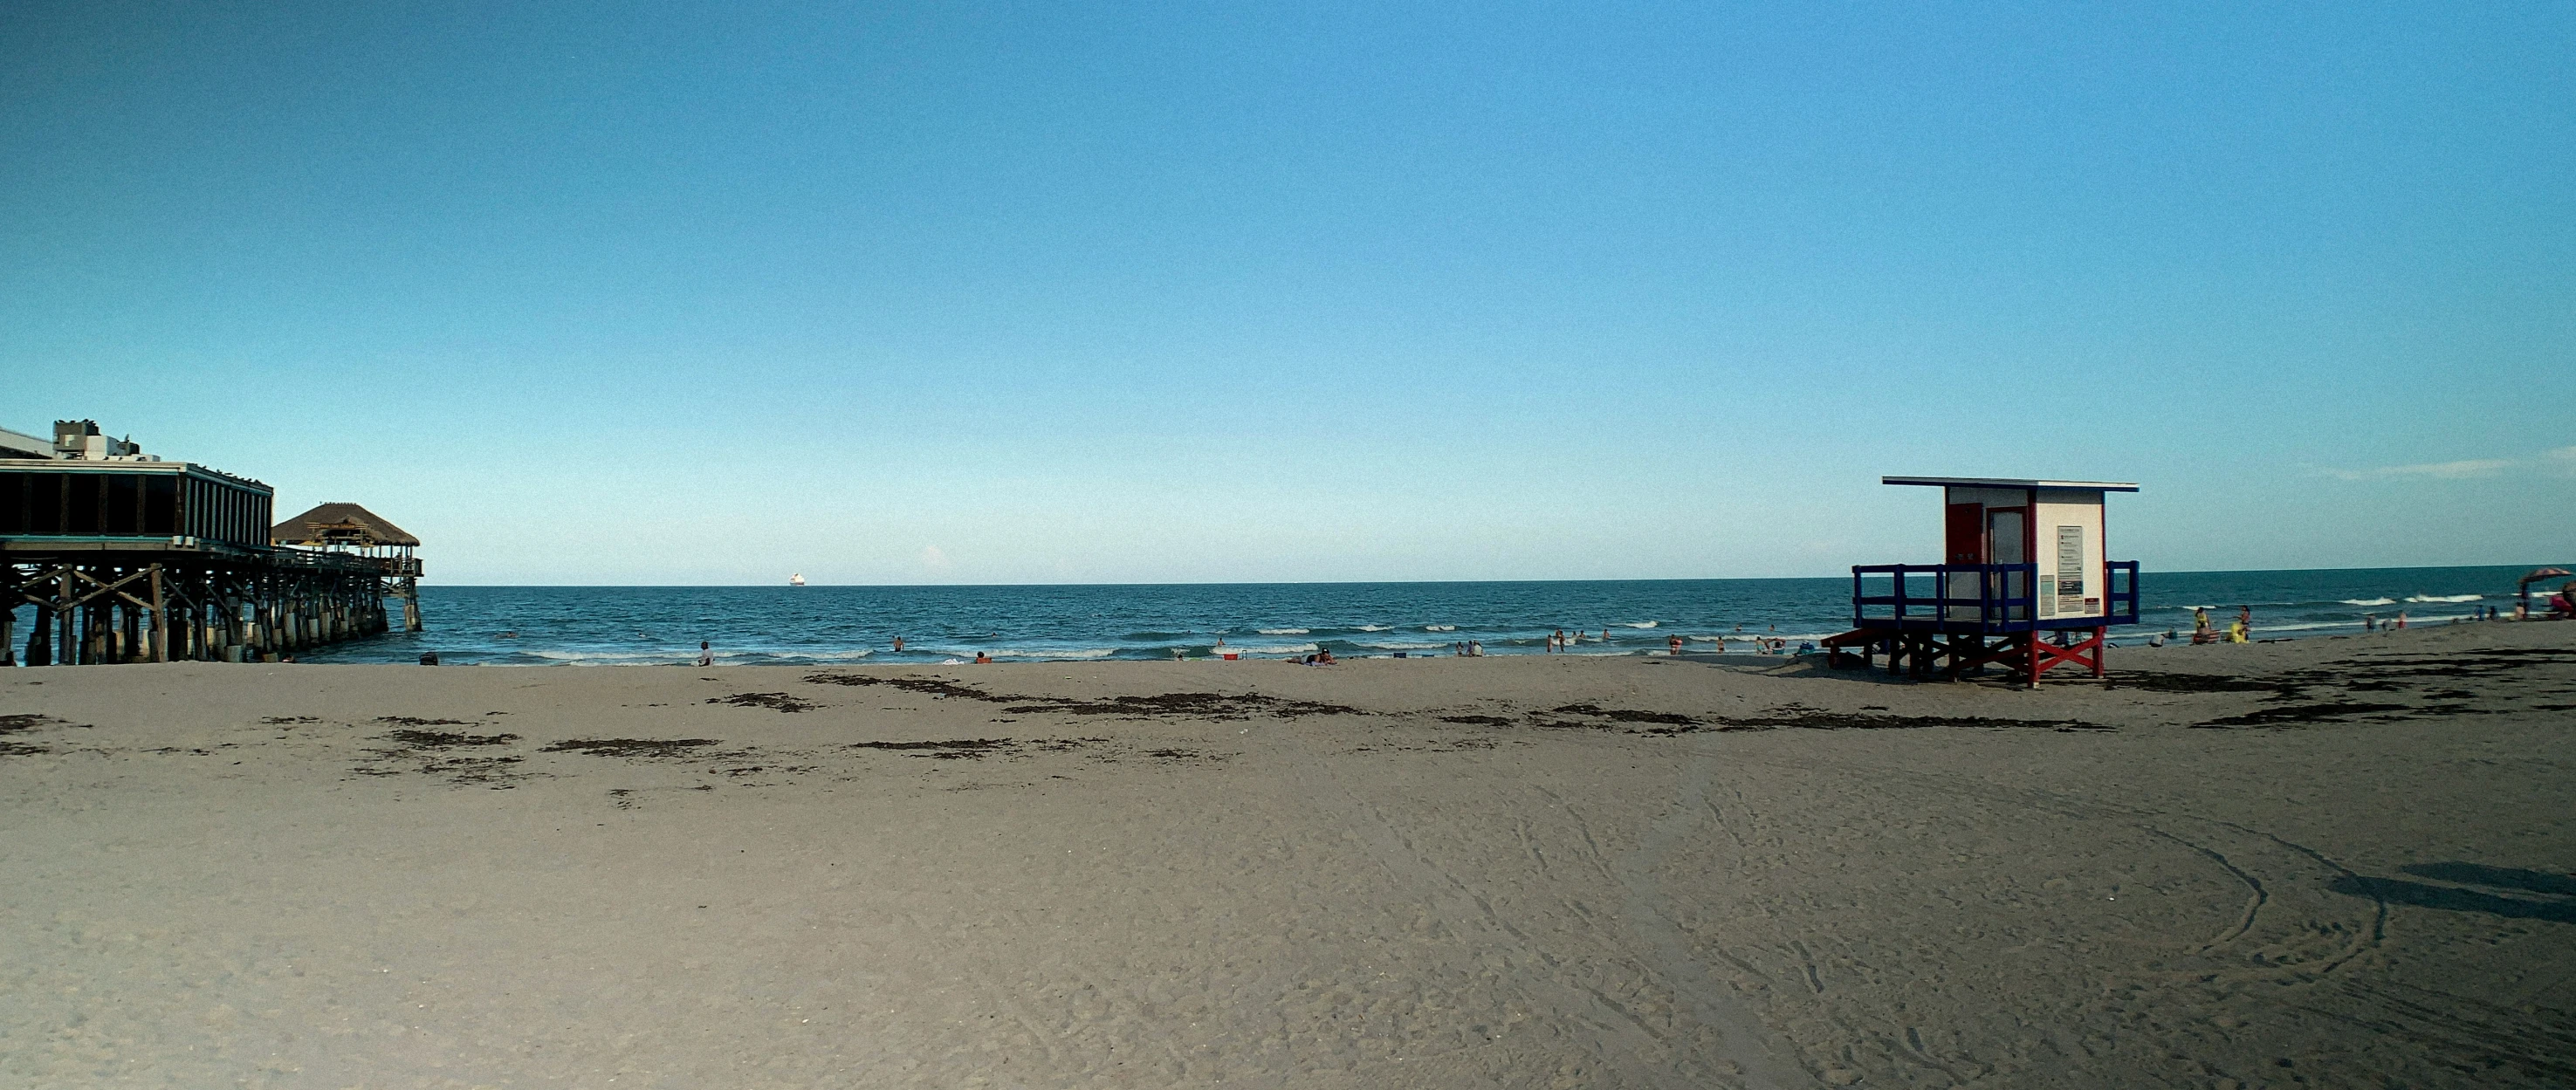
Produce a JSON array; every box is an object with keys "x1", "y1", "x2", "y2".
[{"x1": 271, "y1": 503, "x2": 418, "y2": 547}]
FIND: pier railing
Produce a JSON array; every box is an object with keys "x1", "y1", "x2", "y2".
[{"x1": 1851, "y1": 561, "x2": 2140, "y2": 633}]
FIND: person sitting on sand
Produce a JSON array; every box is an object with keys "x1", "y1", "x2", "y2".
[
  {"x1": 973, "y1": 651, "x2": 993, "y2": 664},
  {"x1": 696, "y1": 641, "x2": 713, "y2": 667},
  {"x1": 1315, "y1": 649, "x2": 1336, "y2": 665},
  {"x1": 1467, "y1": 640, "x2": 1483, "y2": 656}
]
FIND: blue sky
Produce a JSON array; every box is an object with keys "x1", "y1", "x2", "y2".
[{"x1": 3, "y1": 2, "x2": 2569, "y2": 584}]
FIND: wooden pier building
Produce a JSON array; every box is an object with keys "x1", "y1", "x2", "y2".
[
  {"x1": 1, "y1": 421, "x2": 422, "y2": 666},
  {"x1": 271, "y1": 502, "x2": 424, "y2": 633}
]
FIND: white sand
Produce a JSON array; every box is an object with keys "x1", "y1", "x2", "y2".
[{"x1": 3, "y1": 622, "x2": 2572, "y2": 1088}]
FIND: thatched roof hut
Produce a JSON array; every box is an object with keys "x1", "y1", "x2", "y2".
[{"x1": 271, "y1": 503, "x2": 419, "y2": 548}]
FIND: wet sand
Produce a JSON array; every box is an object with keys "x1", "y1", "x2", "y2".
[{"x1": 3, "y1": 621, "x2": 2572, "y2": 1088}]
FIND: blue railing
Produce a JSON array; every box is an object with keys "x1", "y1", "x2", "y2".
[
  {"x1": 2105, "y1": 560, "x2": 2140, "y2": 623},
  {"x1": 1852, "y1": 561, "x2": 2140, "y2": 632}
]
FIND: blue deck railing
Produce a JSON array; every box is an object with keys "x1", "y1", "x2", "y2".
[{"x1": 1851, "y1": 561, "x2": 2140, "y2": 634}]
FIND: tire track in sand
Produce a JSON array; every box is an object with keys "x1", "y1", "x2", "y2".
[{"x1": 1276, "y1": 727, "x2": 1817, "y2": 1088}]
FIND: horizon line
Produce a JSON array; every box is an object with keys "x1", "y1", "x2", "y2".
[{"x1": 407, "y1": 561, "x2": 2559, "y2": 590}]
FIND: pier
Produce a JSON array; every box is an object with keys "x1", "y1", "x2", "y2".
[{"x1": 0, "y1": 421, "x2": 422, "y2": 665}]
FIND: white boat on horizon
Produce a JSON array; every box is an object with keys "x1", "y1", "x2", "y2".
[{"x1": 789, "y1": 573, "x2": 807, "y2": 587}]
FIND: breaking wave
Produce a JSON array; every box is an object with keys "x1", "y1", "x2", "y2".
[
  {"x1": 2405, "y1": 593, "x2": 2480, "y2": 603},
  {"x1": 1234, "y1": 642, "x2": 1320, "y2": 655},
  {"x1": 988, "y1": 647, "x2": 1118, "y2": 660}
]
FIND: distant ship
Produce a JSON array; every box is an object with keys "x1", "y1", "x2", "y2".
[{"x1": 789, "y1": 573, "x2": 807, "y2": 587}]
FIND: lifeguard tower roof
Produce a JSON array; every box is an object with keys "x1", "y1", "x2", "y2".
[{"x1": 1883, "y1": 476, "x2": 2138, "y2": 492}]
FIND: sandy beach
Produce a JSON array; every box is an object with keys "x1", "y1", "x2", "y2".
[{"x1": 3, "y1": 622, "x2": 2571, "y2": 1088}]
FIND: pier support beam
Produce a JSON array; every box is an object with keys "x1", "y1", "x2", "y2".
[{"x1": 6, "y1": 553, "x2": 396, "y2": 668}]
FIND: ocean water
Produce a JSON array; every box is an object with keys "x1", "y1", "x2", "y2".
[{"x1": 262, "y1": 565, "x2": 2558, "y2": 667}]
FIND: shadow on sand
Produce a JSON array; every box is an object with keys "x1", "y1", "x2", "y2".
[{"x1": 2331, "y1": 862, "x2": 2576, "y2": 924}]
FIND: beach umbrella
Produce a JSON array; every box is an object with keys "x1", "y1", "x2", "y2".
[{"x1": 2518, "y1": 567, "x2": 2573, "y2": 610}]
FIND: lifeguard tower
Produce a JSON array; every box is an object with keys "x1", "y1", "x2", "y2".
[{"x1": 1824, "y1": 476, "x2": 2140, "y2": 686}]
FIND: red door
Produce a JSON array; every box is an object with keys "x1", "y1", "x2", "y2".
[
  {"x1": 1946, "y1": 504, "x2": 1986, "y2": 564},
  {"x1": 1944, "y1": 504, "x2": 1985, "y2": 621}
]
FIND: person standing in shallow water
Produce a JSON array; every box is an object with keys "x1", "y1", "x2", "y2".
[
  {"x1": 696, "y1": 641, "x2": 713, "y2": 667},
  {"x1": 892, "y1": 636, "x2": 904, "y2": 653}
]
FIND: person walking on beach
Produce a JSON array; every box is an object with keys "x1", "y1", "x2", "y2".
[
  {"x1": 2193, "y1": 607, "x2": 2210, "y2": 635},
  {"x1": 1668, "y1": 634, "x2": 1684, "y2": 656},
  {"x1": 696, "y1": 641, "x2": 713, "y2": 667}
]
